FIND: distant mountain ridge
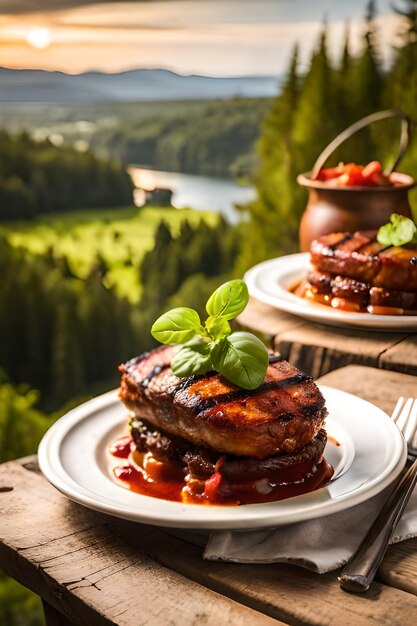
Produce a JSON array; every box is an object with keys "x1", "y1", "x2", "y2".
[{"x1": 0, "y1": 67, "x2": 280, "y2": 103}]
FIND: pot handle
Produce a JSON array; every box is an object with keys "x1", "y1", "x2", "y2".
[{"x1": 311, "y1": 109, "x2": 411, "y2": 179}]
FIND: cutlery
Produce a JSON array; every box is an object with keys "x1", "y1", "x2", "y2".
[{"x1": 339, "y1": 397, "x2": 417, "y2": 593}]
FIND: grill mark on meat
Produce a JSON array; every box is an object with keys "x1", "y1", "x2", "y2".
[
  {"x1": 170, "y1": 355, "x2": 286, "y2": 399},
  {"x1": 269, "y1": 354, "x2": 283, "y2": 363},
  {"x1": 282, "y1": 401, "x2": 325, "y2": 421},
  {"x1": 194, "y1": 373, "x2": 312, "y2": 415},
  {"x1": 375, "y1": 244, "x2": 393, "y2": 256},
  {"x1": 120, "y1": 346, "x2": 327, "y2": 458},
  {"x1": 353, "y1": 240, "x2": 377, "y2": 255},
  {"x1": 327, "y1": 233, "x2": 353, "y2": 255},
  {"x1": 142, "y1": 364, "x2": 168, "y2": 388},
  {"x1": 311, "y1": 232, "x2": 417, "y2": 292},
  {"x1": 143, "y1": 356, "x2": 284, "y2": 391},
  {"x1": 170, "y1": 372, "x2": 217, "y2": 397},
  {"x1": 332, "y1": 232, "x2": 354, "y2": 248},
  {"x1": 352, "y1": 236, "x2": 392, "y2": 258}
]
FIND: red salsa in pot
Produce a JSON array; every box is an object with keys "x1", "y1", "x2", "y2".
[{"x1": 314, "y1": 161, "x2": 394, "y2": 187}]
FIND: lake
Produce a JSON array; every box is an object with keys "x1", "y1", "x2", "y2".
[{"x1": 129, "y1": 167, "x2": 255, "y2": 224}]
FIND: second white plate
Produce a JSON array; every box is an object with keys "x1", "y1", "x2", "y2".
[
  {"x1": 38, "y1": 386, "x2": 406, "y2": 530},
  {"x1": 244, "y1": 253, "x2": 417, "y2": 331}
]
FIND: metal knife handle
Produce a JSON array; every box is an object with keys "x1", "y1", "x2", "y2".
[{"x1": 339, "y1": 458, "x2": 417, "y2": 593}]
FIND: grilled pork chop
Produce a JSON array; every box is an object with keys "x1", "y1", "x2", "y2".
[
  {"x1": 311, "y1": 231, "x2": 417, "y2": 292},
  {"x1": 119, "y1": 346, "x2": 327, "y2": 459},
  {"x1": 308, "y1": 269, "x2": 417, "y2": 311}
]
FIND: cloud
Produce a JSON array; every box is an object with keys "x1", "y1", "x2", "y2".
[
  {"x1": 0, "y1": 1, "x2": 393, "y2": 21},
  {"x1": 0, "y1": 0, "x2": 154, "y2": 15}
]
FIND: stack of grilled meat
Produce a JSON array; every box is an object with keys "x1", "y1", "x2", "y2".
[
  {"x1": 308, "y1": 231, "x2": 417, "y2": 314},
  {"x1": 119, "y1": 346, "x2": 333, "y2": 505}
]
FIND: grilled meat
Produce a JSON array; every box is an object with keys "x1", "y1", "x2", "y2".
[
  {"x1": 311, "y1": 231, "x2": 417, "y2": 292},
  {"x1": 307, "y1": 269, "x2": 417, "y2": 311},
  {"x1": 370, "y1": 286, "x2": 417, "y2": 310},
  {"x1": 130, "y1": 416, "x2": 328, "y2": 485},
  {"x1": 308, "y1": 270, "x2": 370, "y2": 307},
  {"x1": 119, "y1": 346, "x2": 327, "y2": 459}
]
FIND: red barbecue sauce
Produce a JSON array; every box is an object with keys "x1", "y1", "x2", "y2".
[{"x1": 109, "y1": 436, "x2": 334, "y2": 506}]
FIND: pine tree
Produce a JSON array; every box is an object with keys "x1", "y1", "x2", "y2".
[
  {"x1": 336, "y1": 22, "x2": 356, "y2": 127},
  {"x1": 234, "y1": 45, "x2": 302, "y2": 272},
  {"x1": 389, "y1": 1, "x2": 417, "y2": 115},
  {"x1": 258, "y1": 44, "x2": 300, "y2": 213},
  {"x1": 342, "y1": 1, "x2": 383, "y2": 163},
  {"x1": 51, "y1": 297, "x2": 84, "y2": 407},
  {"x1": 292, "y1": 26, "x2": 338, "y2": 158}
]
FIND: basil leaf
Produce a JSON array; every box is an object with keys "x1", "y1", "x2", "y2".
[
  {"x1": 393, "y1": 216, "x2": 417, "y2": 246},
  {"x1": 205, "y1": 279, "x2": 249, "y2": 320},
  {"x1": 377, "y1": 222, "x2": 393, "y2": 246},
  {"x1": 151, "y1": 307, "x2": 201, "y2": 344},
  {"x1": 212, "y1": 331, "x2": 268, "y2": 390},
  {"x1": 377, "y1": 214, "x2": 417, "y2": 247},
  {"x1": 171, "y1": 342, "x2": 213, "y2": 377},
  {"x1": 205, "y1": 315, "x2": 231, "y2": 340}
]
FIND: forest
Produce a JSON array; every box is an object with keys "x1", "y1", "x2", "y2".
[
  {"x1": 0, "y1": 98, "x2": 269, "y2": 179},
  {"x1": 1, "y1": 1, "x2": 417, "y2": 624},
  {"x1": 0, "y1": 215, "x2": 236, "y2": 457},
  {"x1": 0, "y1": 132, "x2": 133, "y2": 220},
  {"x1": 95, "y1": 98, "x2": 269, "y2": 178}
]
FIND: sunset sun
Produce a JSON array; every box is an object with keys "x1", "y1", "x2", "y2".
[{"x1": 26, "y1": 27, "x2": 51, "y2": 50}]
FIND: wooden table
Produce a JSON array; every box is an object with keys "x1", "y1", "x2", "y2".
[
  {"x1": 2, "y1": 365, "x2": 417, "y2": 626},
  {"x1": 237, "y1": 298, "x2": 417, "y2": 379}
]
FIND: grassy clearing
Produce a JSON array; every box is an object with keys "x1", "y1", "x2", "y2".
[{"x1": 1, "y1": 205, "x2": 217, "y2": 302}]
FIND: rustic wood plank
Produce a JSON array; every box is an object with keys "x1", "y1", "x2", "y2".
[
  {"x1": 379, "y1": 539, "x2": 417, "y2": 596},
  {"x1": 116, "y1": 523, "x2": 417, "y2": 626},
  {"x1": 317, "y1": 365, "x2": 417, "y2": 596},
  {"x1": 317, "y1": 364, "x2": 417, "y2": 415},
  {"x1": 0, "y1": 459, "x2": 280, "y2": 626},
  {"x1": 275, "y1": 323, "x2": 409, "y2": 379},
  {"x1": 2, "y1": 449, "x2": 417, "y2": 626},
  {"x1": 379, "y1": 335, "x2": 417, "y2": 376},
  {"x1": 239, "y1": 298, "x2": 417, "y2": 378}
]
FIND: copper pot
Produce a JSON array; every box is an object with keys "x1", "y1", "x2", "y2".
[{"x1": 298, "y1": 110, "x2": 416, "y2": 251}]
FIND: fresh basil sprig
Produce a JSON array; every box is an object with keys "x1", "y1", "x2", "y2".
[
  {"x1": 151, "y1": 279, "x2": 268, "y2": 390},
  {"x1": 377, "y1": 213, "x2": 417, "y2": 247}
]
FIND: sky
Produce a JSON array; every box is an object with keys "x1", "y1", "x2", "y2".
[{"x1": 0, "y1": 0, "x2": 405, "y2": 75}]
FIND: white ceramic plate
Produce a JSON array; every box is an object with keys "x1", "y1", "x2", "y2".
[
  {"x1": 38, "y1": 386, "x2": 406, "y2": 530},
  {"x1": 244, "y1": 253, "x2": 417, "y2": 331}
]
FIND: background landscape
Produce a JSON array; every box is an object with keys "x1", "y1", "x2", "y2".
[{"x1": 1, "y1": 1, "x2": 417, "y2": 623}]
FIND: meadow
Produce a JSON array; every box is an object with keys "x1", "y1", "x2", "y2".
[{"x1": 1, "y1": 205, "x2": 217, "y2": 302}]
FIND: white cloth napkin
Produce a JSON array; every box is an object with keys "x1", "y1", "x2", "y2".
[{"x1": 203, "y1": 485, "x2": 417, "y2": 574}]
